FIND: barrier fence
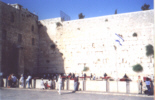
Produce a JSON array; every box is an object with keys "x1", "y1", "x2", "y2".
[{"x1": 2, "y1": 78, "x2": 140, "y2": 93}]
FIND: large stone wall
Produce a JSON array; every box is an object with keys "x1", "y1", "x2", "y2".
[
  {"x1": 39, "y1": 18, "x2": 64, "y2": 74},
  {"x1": 0, "y1": 1, "x2": 154, "y2": 80},
  {"x1": 0, "y1": 1, "x2": 39, "y2": 76},
  {"x1": 39, "y1": 10, "x2": 154, "y2": 79}
]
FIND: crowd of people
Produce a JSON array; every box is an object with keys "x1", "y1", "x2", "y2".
[{"x1": 4, "y1": 73, "x2": 154, "y2": 96}]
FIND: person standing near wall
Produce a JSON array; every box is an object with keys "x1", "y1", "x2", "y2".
[
  {"x1": 58, "y1": 75, "x2": 62, "y2": 95},
  {"x1": 90, "y1": 73, "x2": 92, "y2": 80},
  {"x1": 93, "y1": 74, "x2": 96, "y2": 80},
  {"x1": 26, "y1": 75, "x2": 31, "y2": 88},
  {"x1": 11, "y1": 74, "x2": 17, "y2": 87},
  {"x1": 145, "y1": 77, "x2": 151, "y2": 95},
  {"x1": 40, "y1": 78, "x2": 45, "y2": 90},
  {"x1": 73, "y1": 76, "x2": 78, "y2": 93},
  {"x1": 19, "y1": 74, "x2": 24, "y2": 88},
  {"x1": 84, "y1": 73, "x2": 86, "y2": 80},
  {"x1": 7, "y1": 74, "x2": 12, "y2": 88},
  {"x1": 137, "y1": 76, "x2": 142, "y2": 94}
]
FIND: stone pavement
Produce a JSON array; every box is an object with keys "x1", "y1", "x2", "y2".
[{"x1": 0, "y1": 88, "x2": 154, "y2": 100}]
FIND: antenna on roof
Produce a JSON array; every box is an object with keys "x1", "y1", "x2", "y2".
[{"x1": 60, "y1": 10, "x2": 70, "y2": 21}]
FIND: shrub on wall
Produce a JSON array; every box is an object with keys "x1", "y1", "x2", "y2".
[
  {"x1": 83, "y1": 66, "x2": 89, "y2": 71},
  {"x1": 133, "y1": 32, "x2": 137, "y2": 37},
  {"x1": 56, "y1": 22, "x2": 62, "y2": 27},
  {"x1": 146, "y1": 44, "x2": 154, "y2": 57},
  {"x1": 132, "y1": 64, "x2": 143, "y2": 72}
]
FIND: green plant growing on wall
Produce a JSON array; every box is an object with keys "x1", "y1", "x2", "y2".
[
  {"x1": 78, "y1": 13, "x2": 85, "y2": 19},
  {"x1": 56, "y1": 22, "x2": 62, "y2": 27},
  {"x1": 133, "y1": 32, "x2": 137, "y2": 37},
  {"x1": 83, "y1": 66, "x2": 89, "y2": 71},
  {"x1": 132, "y1": 64, "x2": 143, "y2": 72},
  {"x1": 146, "y1": 44, "x2": 154, "y2": 57},
  {"x1": 141, "y1": 3, "x2": 150, "y2": 11},
  {"x1": 51, "y1": 44, "x2": 56, "y2": 49}
]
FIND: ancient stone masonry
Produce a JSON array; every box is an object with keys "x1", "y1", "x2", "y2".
[
  {"x1": 0, "y1": 1, "x2": 154, "y2": 79},
  {"x1": 39, "y1": 10, "x2": 154, "y2": 79},
  {"x1": 0, "y1": 1, "x2": 39, "y2": 76}
]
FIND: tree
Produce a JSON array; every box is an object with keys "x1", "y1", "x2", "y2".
[
  {"x1": 141, "y1": 3, "x2": 150, "y2": 10},
  {"x1": 146, "y1": 44, "x2": 154, "y2": 57},
  {"x1": 132, "y1": 64, "x2": 143, "y2": 72},
  {"x1": 78, "y1": 13, "x2": 85, "y2": 19},
  {"x1": 115, "y1": 9, "x2": 117, "y2": 14}
]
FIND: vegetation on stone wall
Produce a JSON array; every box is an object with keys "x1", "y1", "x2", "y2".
[
  {"x1": 115, "y1": 9, "x2": 117, "y2": 14},
  {"x1": 83, "y1": 66, "x2": 89, "y2": 71},
  {"x1": 132, "y1": 64, "x2": 143, "y2": 72},
  {"x1": 146, "y1": 44, "x2": 154, "y2": 57},
  {"x1": 133, "y1": 32, "x2": 137, "y2": 37},
  {"x1": 51, "y1": 44, "x2": 56, "y2": 49},
  {"x1": 56, "y1": 22, "x2": 62, "y2": 27},
  {"x1": 141, "y1": 3, "x2": 150, "y2": 10},
  {"x1": 78, "y1": 13, "x2": 85, "y2": 19}
]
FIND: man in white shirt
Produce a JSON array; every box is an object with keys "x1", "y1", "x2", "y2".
[
  {"x1": 26, "y1": 75, "x2": 32, "y2": 88},
  {"x1": 58, "y1": 75, "x2": 62, "y2": 95},
  {"x1": 19, "y1": 74, "x2": 24, "y2": 88}
]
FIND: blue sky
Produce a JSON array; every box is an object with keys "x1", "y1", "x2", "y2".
[{"x1": 2, "y1": 0, "x2": 154, "y2": 20}]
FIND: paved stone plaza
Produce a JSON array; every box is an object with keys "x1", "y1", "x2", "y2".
[{"x1": 0, "y1": 88, "x2": 154, "y2": 100}]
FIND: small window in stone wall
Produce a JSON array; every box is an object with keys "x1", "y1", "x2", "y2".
[
  {"x1": 32, "y1": 38, "x2": 35, "y2": 45},
  {"x1": 32, "y1": 25, "x2": 34, "y2": 32},
  {"x1": 18, "y1": 34, "x2": 22, "y2": 43},
  {"x1": 11, "y1": 12, "x2": 14, "y2": 23},
  {"x1": 2, "y1": 30, "x2": 7, "y2": 40},
  {"x1": 133, "y1": 32, "x2": 137, "y2": 37},
  {"x1": 51, "y1": 44, "x2": 56, "y2": 49}
]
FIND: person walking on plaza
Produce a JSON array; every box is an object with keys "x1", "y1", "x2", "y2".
[
  {"x1": 19, "y1": 74, "x2": 24, "y2": 88},
  {"x1": 145, "y1": 77, "x2": 151, "y2": 95},
  {"x1": 137, "y1": 76, "x2": 142, "y2": 94},
  {"x1": 26, "y1": 75, "x2": 32, "y2": 88},
  {"x1": 73, "y1": 76, "x2": 78, "y2": 93},
  {"x1": 58, "y1": 75, "x2": 62, "y2": 95}
]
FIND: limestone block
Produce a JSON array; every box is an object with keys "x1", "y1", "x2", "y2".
[
  {"x1": 130, "y1": 82, "x2": 138, "y2": 93},
  {"x1": 109, "y1": 81, "x2": 117, "y2": 92},
  {"x1": 86, "y1": 80, "x2": 106, "y2": 92}
]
